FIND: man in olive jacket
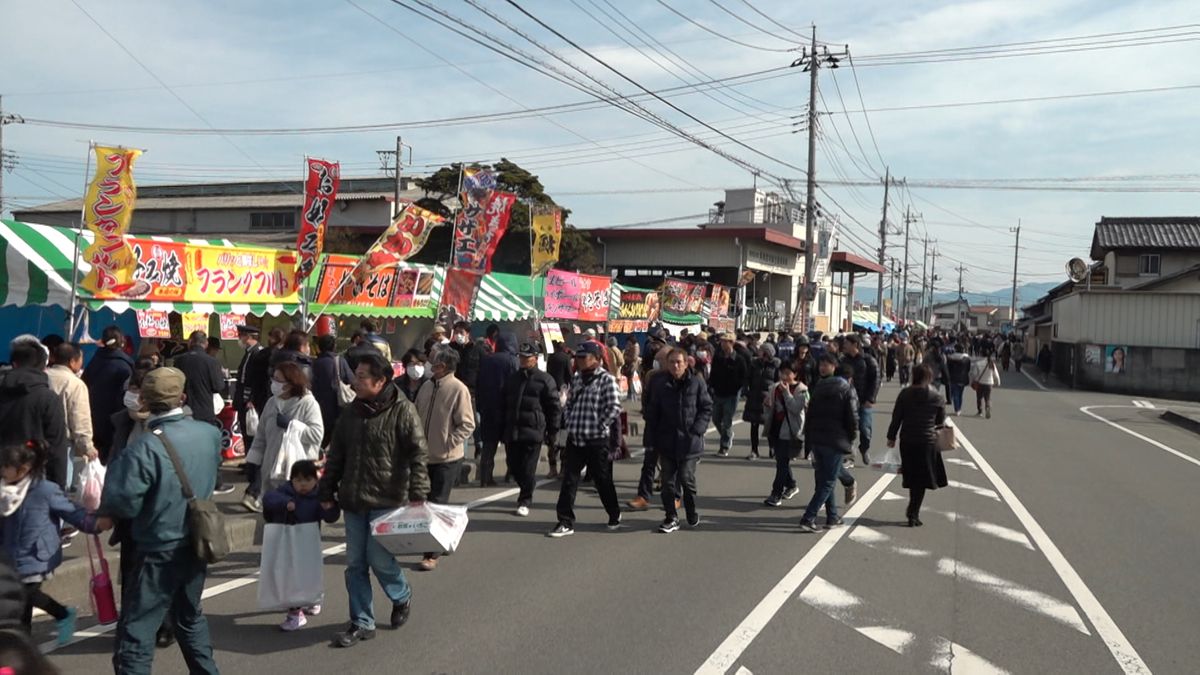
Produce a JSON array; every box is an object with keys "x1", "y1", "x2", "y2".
[
  {"x1": 501, "y1": 343, "x2": 561, "y2": 516},
  {"x1": 320, "y1": 352, "x2": 430, "y2": 649}
]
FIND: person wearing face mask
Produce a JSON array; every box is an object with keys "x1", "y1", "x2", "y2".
[
  {"x1": 395, "y1": 349, "x2": 428, "y2": 403},
  {"x1": 246, "y1": 362, "x2": 324, "y2": 500}
]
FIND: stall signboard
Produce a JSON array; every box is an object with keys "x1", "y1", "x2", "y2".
[
  {"x1": 128, "y1": 240, "x2": 187, "y2": 301},
  {"x1": 539, "y1": 321, "x2": 565, "y2": 353},
  {"x1": 610, "y1": 290, "x2": 659, "y2": 333},
  {"x1": 393, "y1": 269, "x2": 419, "y2": 308},
  {"x1": 314, "y1": 261, "x2": 403, "y2": 308},
  {"x1": 218, "y1": 313, "x2": 245, "y2": 340},
  {"x1": 661, "y1": 278, "x2": 706, "y2": 315},
  {"x1": 135, "y1": 309, "x2": 170, "y2": 338},
  {"x1": 544, "y1": 269, "x2": 581, "y2": 320},
  {"x1": 437, "y1": 268, "x2": 482, "y2": 328},
  {"x1": 708, "y1": 284, "x2": 730, "y2": 321},
  {"x1": 185, "y1": 245, "x2": 299, "y2": 304},
  {"x1": 180, "y1": 312, "x2": 209, "y2": 337},
  {"x1": 577, "y1": 275, "x2": 611, "y2": 323}
]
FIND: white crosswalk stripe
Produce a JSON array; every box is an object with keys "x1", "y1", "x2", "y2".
[
  {"x1": 934, "y1": 558, "x2": 1090, "y2": 635},
  {"x1": 947, "y1": 479, "x2": 1002, "y2": 502}
]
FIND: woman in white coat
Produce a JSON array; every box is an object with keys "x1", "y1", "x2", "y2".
[
  {"x1": 970, "y1": 354, "x2": 1001, "y2": 419},
  {"x1": 248, "y1": 361, "x2": 324, "y2": 497}
]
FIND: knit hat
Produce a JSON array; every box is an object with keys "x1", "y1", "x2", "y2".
[{"x1": 759, "y1": 342, "x2": 777, "y2": 358}]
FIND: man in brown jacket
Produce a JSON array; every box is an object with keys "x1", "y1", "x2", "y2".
[{"x1": 413, "y1": 346, "x2": 475, "y2": 570}]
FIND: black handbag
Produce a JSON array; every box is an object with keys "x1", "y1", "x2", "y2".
[{"x1": 152, "y1": 428, "x2": 232, "y2": 564}]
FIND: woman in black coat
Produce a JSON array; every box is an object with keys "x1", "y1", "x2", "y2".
[
  {"x1": 742, "y1": 344, "x2": 780, "y2": 460},
  {"x1": 885, "y1": 364, "x2": 948, "y2": 527}
]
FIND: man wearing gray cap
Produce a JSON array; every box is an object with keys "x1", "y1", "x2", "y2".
[{"x1": 97, "y1": 366, "x2": 222, "y2": 675}]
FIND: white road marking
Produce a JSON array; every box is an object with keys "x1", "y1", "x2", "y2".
[
  {"x1": 1080, "y1": 405, "x2": 1200, "y2": 469},
  {"x1": 800, "y1": 576, "x2": 1007, "y2": 673},
  {"x1": 734, "y1": 668, "x2": 753, "y2": 675},
  {"x1": 924, "y1": 508, "x2": 1034, "y2": 550},
  {"x1": 935, "y1": 558, "x2": 1089, "y2": 634},
  {"x1": 693, "y1": 473, "x2": 897, "y2": 675},
  {"x1": 881, "y1": 491, "x2": 906, "y2": 501},
  {"x1": 1019, "y1": 367, "x2": 1050, "y2": 391},
  {"x1": 1130, "y1": 400, "x2": 1145, "y2": 408},
  {"x1": 943, "y1": 457, "x2": 978, "y2": 470},
  {"x1": 931, "y1": 636, "x2": 1011, "y2": 674},
  {"x1": 848, "y1": 525, "x2": 931, "y2": 558},
  {"x1": 955, "y1": 425, "x2": 1151, "y2": 673},
  {"x1": 947, "y1": 479, "x2": 1002, "y2": 502}
]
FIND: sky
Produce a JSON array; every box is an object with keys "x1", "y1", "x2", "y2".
[{"x1": 2, "y1": 0, "x2": 1199, "y2": 297}]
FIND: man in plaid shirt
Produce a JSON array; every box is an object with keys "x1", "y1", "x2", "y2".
[{"x1": 548, "y1": 342, "x2": 623, "y2": 538}]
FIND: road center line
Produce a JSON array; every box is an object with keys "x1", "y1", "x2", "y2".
[
  {"x1": 955, "y1": 424, "x2": 1151, "y2": 673},
  {"x1": 1080, "y1": 405, "x2": 1200, "y2": 469},
  {"x1": 693, "y1": 472, "x2": 896, "y2": 675}
]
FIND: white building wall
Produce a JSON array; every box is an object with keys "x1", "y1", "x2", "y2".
[{"x1": 1052, "y1": 291, "x2": 1200, "y2": 348}]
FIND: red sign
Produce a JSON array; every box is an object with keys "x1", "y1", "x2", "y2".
[
  {"x1": 437, "y1": 268, "x2": 482, "y2": 327},
  {"x1": 315, "y1": 257, "x2": 403, "y2": 308},
  {"x1": 135, "y1": 309, "x2": 170, "y2": 338},
  {"x1": 543, "y1": 269, "x2": 580, "y2": 320},
  {"x1": 128, "y1": 239, "x2": 187, "y2": 301},
  {"x1": 218, "y1": 313, "x2": 245, "y2": 340},
  {"x1": 362, "y1": 203, "x2": 445, "y2": 274},
  {"x1": 577, "y1": 274, "x2": 611, "y2": 323},
  {"x1": 661, "y1": 278, "x2": 706, "y2": 314},
  {"x1": 296, "y1": 158, "x2": 340, "y2": 286},
  {"x1": 452, "y1": 190, "x2": 517, "y2": 274}
]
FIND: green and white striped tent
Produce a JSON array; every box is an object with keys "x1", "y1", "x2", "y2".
[
  {"x1": 474, "y1": 272, "x2": 537, "y2": 321},
  {"x1": 0, "y1": 220, "x2": 297, "y2": 315}
]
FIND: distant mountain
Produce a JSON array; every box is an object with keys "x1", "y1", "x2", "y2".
[{"x1": 854, "y1": 281, "x2": 1061, "y2": 308}]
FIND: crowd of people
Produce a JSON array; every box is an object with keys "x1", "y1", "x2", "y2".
[{"x1": 0, "y1": 316, "x2": 1035, "y2": 673}]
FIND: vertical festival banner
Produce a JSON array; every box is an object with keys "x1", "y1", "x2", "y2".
[
  {"x1": 543, "y1": 269, "x2": 581, "y2": 319},
  {"x1": 295, "y1": 158, "x2": 340, "y2": 286},
  {"x1": 359, "y1": 203, "x2": 445, "y2": 278},
  {"x1": 452, "y1": 168, "x2": 516, "y2": 274},
  {"x1": 81, "y1": 146, "x2": 142, "y2": 296},
  {"x1": 530, "y1": 207, "x2": 562, "y2": 277},
  {"x1": 437, "y1": 267, "x2": 483, "y2": 328}
]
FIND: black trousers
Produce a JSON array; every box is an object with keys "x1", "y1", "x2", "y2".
[
  {"x1": 659, "y1": 454, "x2": 699, "y2": 521},
  {"x1": 555, "y1": 439, "x2": 621, "y2": 527},
  {"x1": 478, "y1": 441, "x2": 500, "y2": 484},
  {"x1": 426, "y1": 460, "x2": 461, "y2": 560},
  {"x1": 21, "y1": 581, "x2": 68, "y2": 629},
  {"x1": 505, "y1": 442, "x2": 541, "y2": 506},
  {"x1": 908, "y1": 487, "x2": 927, "y2": 517}
]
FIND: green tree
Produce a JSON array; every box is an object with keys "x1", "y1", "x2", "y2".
[{"x1": 409, "y1": 159, "x2": 599, "y2": 274}]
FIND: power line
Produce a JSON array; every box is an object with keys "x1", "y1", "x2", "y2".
[
  {"x1": 653, "y1": 0, "x2": 798, "y2": 53},
  {"x1": 855, "y1": 23, "x2": 1200, "y2": 60},
  {"x1": 732, "y1": 0, "x2": 808, "y2": 41},
  {"x1": 704, "y1": 0, "x2": 799, "y2": 46}
]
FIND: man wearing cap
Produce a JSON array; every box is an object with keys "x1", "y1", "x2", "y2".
[
  {"x1": 708, "y1": 333, "x2": 748, "y2": 457},
  {"x1": 548, "y1": 342, "x2": 623, "y2": 537},
  {"x1": 233, "y1": 324, "x2": 261, "y2": 448},
  {"x1": 502, "y1": 343, "x2": 561, "y2": 517},
  {"x1": 96, "y1": 367, "x2": 222, "y2": 674}
]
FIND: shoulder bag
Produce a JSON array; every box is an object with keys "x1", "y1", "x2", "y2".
[
  {"x1": 152, "y1": 427, "x2": 232, "y2": 564},
  {"x1": 934, "y1": 422, "x2": 959, "y2": 453},
  {"x1": 337, "y1": 357, "x2": 356, "y2": 407}
]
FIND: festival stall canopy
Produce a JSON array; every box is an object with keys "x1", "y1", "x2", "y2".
[
  {"x1": 309, "y1": 254, "x2": 440, "y2": 319},
  {"x1": 475, "y1": 272, "x2": 538, "y2": 322},
  {"x1": 0, "y1": 220, "x2": 299, "y2": 316}
]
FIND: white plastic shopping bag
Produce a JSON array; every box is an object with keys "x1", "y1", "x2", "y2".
[
  {"x1": 371, "y1": 502, "x2": 469, "y2": 556},
  {"x1": 79, "y1": 459, "x2": 106, "y2": 512},
  {"x1": 244, "y1": 406, "x2": 260, "y2": 438},
  {"x1": 870, "y1": 446, "x2": 903, "y2": 474},
  {"x1": 270, "y1": 422, "x2": 308, "y2": 481},
  {"x1": 257, "y1": 522, "x2": 324, "y2": 610}
]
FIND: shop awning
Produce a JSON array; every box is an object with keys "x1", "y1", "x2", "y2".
[{"x1": 475, "y1": 272, "x2": 538, "y2": 321}]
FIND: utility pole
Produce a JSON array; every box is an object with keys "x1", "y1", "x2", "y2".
[
  {"x1": 0, "y1": 96, "x2": 28, "y2": 218},
  {"x1": 1009, "y1": 219, "x2": 1021, "y2": 331},
  {"x1": 955, "y1": 264, "x2": 967, "y2": 331},
  {"x1": 790, "y1": 28, "x2": 848, "y2": 334},
  {"x1": 901, "y1": 209, "x2": 910, "y2": 324},
  {"x1": 919, "y1": 237, "x2": 929, "y2": 324},
  {"x1": 927, "y1": 243, "x2": 939, "y2": 324},
  {"x1": 376, "y1": 136, "x2": 410, "y2": 219},
  {"x1": 876, "y1": 168, "x2": 890, "y2": 330}
]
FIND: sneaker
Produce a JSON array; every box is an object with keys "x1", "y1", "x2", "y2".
[
  {"x1": 306, "y1": 604, "x2": 322, "y2": 616},
  {"x1": 986, "y1": 408, "x2": 992, "y2": 419},
  {"x1": 55, "y1": 607, "x2": 77, "y2": 646},
  {"x1": 747, "y1": 453, "x2": 758, "y2": 461},
  {"x1": 419, "y1": 557, "x2": 438, "y2": 571},
  {"x1": 333, "y1": 623, "x2": 376, "y2": 648},
  {"x1": 626, "y1": 496, "x2": 650, "y2": 511},
  {"x1": 212, "y1": 482, "x2": 235, "y2": 496},
  {"x1": 824, "y1": 516, "x2": 844, "y2": 529},
  {"x1": 842, "y1": 458, "x2": 855, "y2": 469},
  {"x1": 606, "y1": 514, "x2": 623, "y2": 531},
  {"x1": 515, "y1": 504, "x2": 530, "y2": 517},
  {"x1": 547, "y1": 523, "x2": 574, "y2": 538},
  {"x1": 686, "y1": 513, "x2": 701, "y2": 528},
  {"x1": 976, "y1": 411, "x2": 983, "y2": 417},
  {"x1": 717, "y1": 449, "x2": 729, "y2": 457},
  {"x1": 860, "y1": 451, "x2": 870, "y2": 465},
  {"x1": 782, "y1": 486, "x2": 800, "y2": 500},
  {"x1": 241, "y1": 492, "x2": 262, "y2": 513},
  {"x1": 844, "y1": 481, "x2": 857, "y2": 505},
  {"x1": 763, "y1": 495, "x2": 782, "y2": 507},
  {"x1": 390, "y1": 600, "x2": 411, "y2": 628},
  {"x1": 280, "y1": 611, "x2": 307, "y2": 632},
  {"x1": 659, "y1": 518, "x2": 681, "y2": 534},
  {"x1": 155, "y1": 626, "x2": 175, "y2": 649},
  {"x1": 799, "y1": 519, "x2": 821, "y2": 533},
  {"x1": 59, "y1": 534, "x2": 73, "y2": 550},
  {"x1": 60, "y1": 526, "x2": 79, "y2": 541}
]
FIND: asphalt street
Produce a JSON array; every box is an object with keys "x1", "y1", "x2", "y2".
[{"x1": 40, "y1": 368, "x2": 1200, "y2": 674}]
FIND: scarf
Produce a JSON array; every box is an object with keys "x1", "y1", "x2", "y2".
[
  {"x1": 0, "y1": 475, "x2": 32, "y2": 517},
  {"x1": 354, "y1": 381, "x2": 398, "y2": 418}
]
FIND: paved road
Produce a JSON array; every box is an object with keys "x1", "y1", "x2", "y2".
[{"x1": 42, "y1": 369, "x2": 1200, "y2": 674}]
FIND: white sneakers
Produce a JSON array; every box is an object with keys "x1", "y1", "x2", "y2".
[{"x1": 515, "y1": 505, "x2": 530, "y2": 517}]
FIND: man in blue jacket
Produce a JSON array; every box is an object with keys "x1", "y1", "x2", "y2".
[
  {"x1": 83, "y1": 325, "x2": 134, "y2": 462},
  {"x1": 96, "y1": 367, "x2": 221, "y2": 675}
]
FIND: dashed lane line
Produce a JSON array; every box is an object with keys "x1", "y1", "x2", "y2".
[{"x1": 933, "y1": 558, "x2": 1089, "y2": 635}]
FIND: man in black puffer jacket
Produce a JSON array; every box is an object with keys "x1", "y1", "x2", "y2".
[
  {"x1": 475, "y1": 332, "x2": 519, "y2": 487},
  {"x1": 644, "y1": 347, "x2": 712, "y2": 532},
  {"x1": 502, "y1": 343, "x2": 562, "y2": 516},
  {"x1": 800, "y1": 352, "x2": 859, "y2": 532}
]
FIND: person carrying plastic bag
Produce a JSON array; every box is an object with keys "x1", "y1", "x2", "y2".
[
  {"x1": 244, "y1": 362, "x2": 324, "y2": 511},
  {"x1": 885, "y1": 364, "x2": 948, "y2": 527},
  {"x1": 259, "y1": 460, "x2": 340, "y2": 631},
  {"x1": 370, "y1": 502, "x2": 468, "y2": 557}
]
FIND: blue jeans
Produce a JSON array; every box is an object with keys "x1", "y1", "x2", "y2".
[
  {"x1": 802, "y1": 444, "x2": 843, "y2": 523},
  {"x1": 343, "y1": 509, "x2": 413, "y2": 631},
  {"x1": 712, "y1": 395, "x2": 737, "y2": 451},
  {"x1": 950, "y1": 384, "x2": 966, "y2": 412},
  {"x1": 857, "y1": 406, "x2": 874, "y2": 456}
]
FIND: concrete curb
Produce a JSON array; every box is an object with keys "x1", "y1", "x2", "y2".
[
  {"x1": 1161, "y1": 410, "x2": 1200, "y2": 436},
  {"x1": 44, "y1": 511, "x2": 259, "y2": 599}
]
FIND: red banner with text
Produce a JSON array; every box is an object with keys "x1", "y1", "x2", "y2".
[{"x1": 295, "y1": 158, "x2": 340, "y2": 286}]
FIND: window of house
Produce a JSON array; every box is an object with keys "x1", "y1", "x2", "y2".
[
  {"x1": 250, "y1": 212, "x2": 295, "y2": 230},
  {"x1": 817, "y1": 288, "x2": 827, "y2": 314},
  {"x1": 1138, "y1": 254, "x2": 1160, "y2": 275}
]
